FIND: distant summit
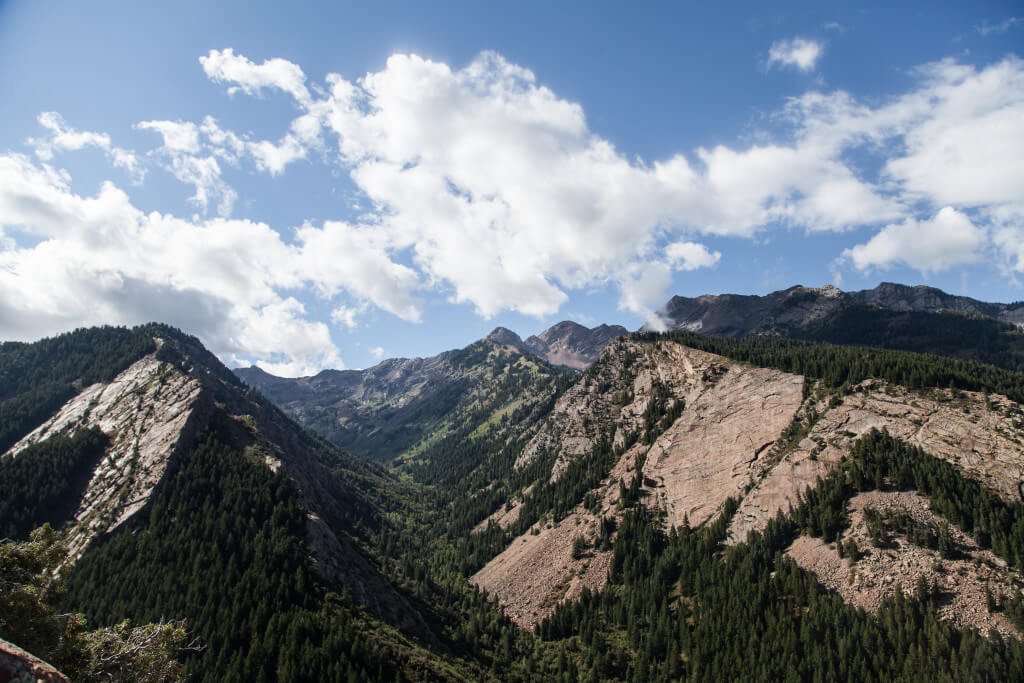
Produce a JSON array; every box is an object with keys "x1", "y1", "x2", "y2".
[
  {"x1": 658, "y1": 282, "x2": 1024, "y2": 372},
  {"x1": 487, "y1": 320, "x2": 628, "y2": 369},
  {"x1": 662, "y1": 282, "x2": 1024, "y2": 337}
]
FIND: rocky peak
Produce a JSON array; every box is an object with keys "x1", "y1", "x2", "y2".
[
  {"x1": 486, "y1": 326, "x2": 526, "y2": 348},
  {"x1": 522, "y1": 321, "x2": 629, "y2": 369}
]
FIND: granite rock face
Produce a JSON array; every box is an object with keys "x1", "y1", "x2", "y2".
[
  {"x1": 478, "y1": 339, "x2": 805, "y2": 627},
  {"x1": 728, "y1": 380, "x2": 1024, "y2": 543},
  {"x1": 474, "y1": 336, "x2": 1024, "y2": 635},
  {"x1": 5, "y1": 353, "x2": 209, "y2": 560}
]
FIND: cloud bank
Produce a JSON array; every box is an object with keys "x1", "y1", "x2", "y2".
[{"x1": 1, "y1": 49, "x2": 1022, "y2": 374}]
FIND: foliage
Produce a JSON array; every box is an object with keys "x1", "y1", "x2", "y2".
[
  {"x1": 0, "y1": 326, "x2": 155, "y2": 453},
  {"x1": 803, "y1": 305, "x2": 1024, "y2": 373},
  {"x1": 0, "y1": 525, "x2": 188, "y2": 681},
  {"x1": 64, "y1": 425, "x2": 463, "y2": 682},
  {"x1": 0, "y1": 427, "x2": 109, "y2": 540},
  {"x1": 537, "y1": 430, "x2": 1024, "y2": 681}
]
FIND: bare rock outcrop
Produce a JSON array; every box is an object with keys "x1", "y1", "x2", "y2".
[
  {"x1": 478, "y1": 339, "x2": 805, "y2": 627},
  {"x1": 0, "y1": 638, "x2": 68, "y2": 682},
  {"x1": 642, "y1": 362, "x2": 803, "y2": 528},
  {"x1": 730, "y1": 381, "x2": 1024, "y2": 542},
  {"x1": 5, "y1": 355, "x2": 209, "y2": 560},
  {"x1": 471, "y1": 444, "x2": 638, "y2": 630},
  {"x1": 788, "y1": 491, "x2": 1022, "y2": 639}
]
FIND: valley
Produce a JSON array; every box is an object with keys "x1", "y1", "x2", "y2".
[{"x1": 4, "y1": 284, "x2": 1024, "y2": 680}]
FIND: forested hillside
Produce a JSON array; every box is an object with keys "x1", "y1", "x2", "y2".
[{"x1": 5, "y1": 323, "x2": 1024, "y2": 681}]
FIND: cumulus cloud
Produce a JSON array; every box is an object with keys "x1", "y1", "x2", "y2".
[
  {"x1": 137, "y1": 120, "x2": 236, "y2": 216},
  {"x1": 882, "y1": 58, "x2": 1024, "y2": 209},
  {"x1": 0, "y1": 152, "x2": 343, "y2": 375},
  {"x1": 331, "y1": 303, "x2": 367, "y2": 329},
  {"x1": 767, "y1": 38, "x2": 824, "y2": 72},
  {"x1": 666, "y1": 241, "x2": 721, "y2": 270},
  {"x1": 200, "y1": 48, "x2": 312, "y2": 107},
  {"x1": 842, "y1": 207, "x2": 986, "y2": 273},
  {"x1": 5, "y1": 48, "x2": 1023, "y2": 373}
]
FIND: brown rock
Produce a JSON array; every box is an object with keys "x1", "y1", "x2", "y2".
[{"x1": 0, "y1": 638, "x2": 69, "y2": 682}]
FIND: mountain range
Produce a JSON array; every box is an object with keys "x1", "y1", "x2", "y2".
[{"x1": 4, "y1": 283, "x2": 1024, "y2": 680}]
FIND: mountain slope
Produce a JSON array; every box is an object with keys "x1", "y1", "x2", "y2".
[
  {"x1": 237, "y1": 337, "x2": 574, "y2": 464},
  {"x1": 9, "y1": 316, "x2": 1024, "y2": 681},
  {"x1": 0, "y1": 324, "x2": 472, "y2": 681},
  {"x1": 460, "y1": 332, "x2": 1024, "y2": 640}
]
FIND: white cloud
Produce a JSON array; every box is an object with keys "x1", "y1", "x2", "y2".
[
  {"x1": 666, "y1": 241, "x2": 721, "y2": 271},
  {"x1": 295, "y1": 220, "x2": 421, "y2": 321},
  {"x1": 767, "y1": 38, "x2": 824, "y2": 72},
  {"x1": 136, "y1": 120, "x2": 200, "y2": 153},
  {"x1": 137, "y1": 120, "x2": 236, "y2": 216},
  {"x1": 30, "y1": 112, "x2": 142, "y2": 180},
  {"x1": 977, "y1": 17, "x2": 1020, "y2": 36},
  {"x1": 191, "y1": 49, "x2": 1024, "y2": 319},
  {"x1": 882, "y1": 58, "x2": 1024, "y2": 209},
  {"x1": 200, "y1": 48, "x2": 312, "y2": 107},
  {"x1": 0, "y1": 153, "x2": 336, "y2": 376},
  {"x1": 331, "y1": 303, "x2": 367, "y2": 329},
  {"x1": 617, "y1": 262, "x2": 674, "y2": 330},
  {"x1": 842, "y1": 207, "x2": 986, "y2": 273},
  {"x1": 6, "y1": 49, "x2": 1023, "y2": 374},
  {"x1": 369, "y1": 346, "x2": 385, "y2": 360},
  {"x1": 248, "y1": 134, "x2": 308, "y2": 175}
]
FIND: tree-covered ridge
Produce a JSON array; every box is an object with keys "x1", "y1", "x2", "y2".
[
  {"x1": 64, "y1": 425, "x2": 469, "y2": 683},
  {"x1": 0, "y1": 326, "x2": 156, "y2": 453},
  {"x1": 803, "y1": 305, "x2": 1024, "y2": 373},
  {"x1": 642, "y1": 329, "x2": 1024, "y2": 404},
  {"x1": 537, "y1": 430, "x2": 1024, "y2": 681},
  {"x1": 0, "y1": 427, "x2": 108, "y2": 540}
]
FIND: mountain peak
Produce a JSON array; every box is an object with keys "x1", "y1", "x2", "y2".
[
  {"x1": 523, "y1": 321, "x2": 628, "y2": 369},
  {"x1": 661, "y1": 282, "x2": 1024, "y2": 341},
  {"x1": 485, "y1": 326, "x2": 526, "y2": 348}
]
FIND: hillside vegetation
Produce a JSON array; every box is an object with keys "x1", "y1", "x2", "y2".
[{"x1": 4, "y1": 323, "x2": 1024, "y2": 680}]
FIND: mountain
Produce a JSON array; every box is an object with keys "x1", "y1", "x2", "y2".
[
  {"x1": 237, "y1": 336, "x2": 572, "y2": 463},
  {"x1": 664, "y1": 282, "x2": 1024, "y2": 335},
  {"x1": 8, "y1": 314, "x2": 1024, "y2": 680},
  {"x1": 0, "y1": 324, "x2": 476, "y2": 681},
  {"x1": 486, "y1": 321, "x2": 629, "y2": 369},
  {"x1": 662, "y1": 283, "x2": 1024, "y2": 372}
]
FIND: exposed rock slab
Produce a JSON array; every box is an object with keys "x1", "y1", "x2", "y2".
[
  {"x1": 643, "y1": 363, "x2": 803, "y2": 528},
  {"x1": 0, "y1": 638, "x2": 68, "y2": 682},
  {"x1": 6, "y1": 355, "x2": 208, "y2": 560},
  {"x1": 471, "y1": 444, "x2": 639, "y2": 630},
  {"x1": 730, "y1": 382, "x2": 1024, "y2": 542}
]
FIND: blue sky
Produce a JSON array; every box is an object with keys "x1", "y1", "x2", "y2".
[{"x1": 0, "y1": 1, "x2": 1022, "y2": 374}]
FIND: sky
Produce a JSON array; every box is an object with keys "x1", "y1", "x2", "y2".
[{"x1": 0, "y1": 1, "x2": 1022, "y2": 375}]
